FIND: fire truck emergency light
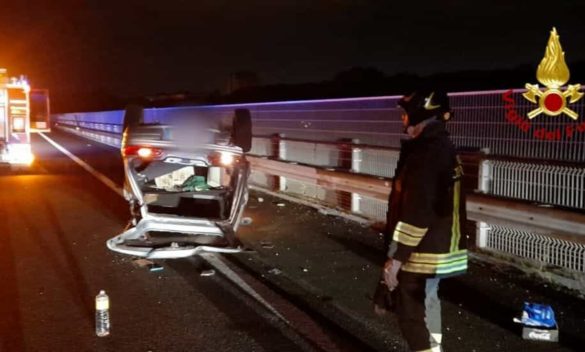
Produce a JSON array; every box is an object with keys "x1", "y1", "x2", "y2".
[{"x1": 12, "y1": 117, "x2": 26, "y2": 132}]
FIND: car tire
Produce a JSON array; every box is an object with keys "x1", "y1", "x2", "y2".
[
  {"x1": 123, "y1": 104, "x2": 144, "y2": 131},
  {"x1": 232, "y1": 108, "x2": 252, "y2": 152}
]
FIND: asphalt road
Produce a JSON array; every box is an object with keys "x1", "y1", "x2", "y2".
[{"x1": 0, "y1": 131, "x2": 321, "y2": 352}]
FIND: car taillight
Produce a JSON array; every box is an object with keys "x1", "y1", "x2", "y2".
[
  {"x1": 208, "y1": 151, "x2": 240, "y2": 166},
  {"x1": 122, "y1": 145, "x2": 164, "y2": 159}
]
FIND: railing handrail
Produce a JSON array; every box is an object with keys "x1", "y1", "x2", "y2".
[{"x1": 55, "y1": 118, "x2": 585, "y2": 168}]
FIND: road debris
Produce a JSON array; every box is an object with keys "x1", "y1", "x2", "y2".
[
  {"x1": 318, "y1": 208, "x2": 336, "y2": 216},
  {"x1": 132, "y1": 258, "x2": 154, "y2": 268},
  {"x1": 241, "y1": 217, "x2": 253, "y2": 225},
  {"x1": 260, "y1": 240, "x2": 274, "y2": 249},
  {"x1": 148, "y1": 263, "x2": 164, "y2": 272},
  {"x1": 257, "y1": 197, "x2": 264, "y2": 203},
  {"x1": 268, "y1": 268, "x2": 282, "y2": 275},
  {"x1": 200, "y1": 269, "x2": 216, "y2": 277}
]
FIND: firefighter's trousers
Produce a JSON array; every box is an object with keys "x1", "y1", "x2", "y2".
[{"x1": 396, "y1": 273, "x2": 442, "y2": 352}]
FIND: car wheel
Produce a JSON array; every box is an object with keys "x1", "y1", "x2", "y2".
[
  {"x1": 123, "y1": 104, "x2": 144, "y2": 131},
  {"x1": 232, "y1": 108, "x2": 252, "y2": 152}
]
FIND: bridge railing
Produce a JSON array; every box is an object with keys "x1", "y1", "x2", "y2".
[{"x1": 52, "y1": 91, "x2": 585, "y2": 292}]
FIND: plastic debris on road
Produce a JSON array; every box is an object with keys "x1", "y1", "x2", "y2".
[
  {"x1": 260, "y1": 240, "x2": 274, "y2": 249},
  {"x1": 514, "y1": 302, "x2": 559, "y2": 342},
  {"x1": 276, "y1": 203, "x2": 286, "y2": 207},
  {"x1": 200, "y1": 269, "x2": 216, "y2": 277},
  {"x1": 241, "y1": 217, "x2": 253, "y2": 225},
  {"x1": 268, "y1": 268, "x2": 282, "y2": 275},
  {"x1": 257, "y1": 197, "x2": 264, "y2": 203},
  {"x1": 513, "y1": 302, "x2": 557, "y2": 328},
  {"x1": 318, "y1": 207, "x2": 337, "y2": 216},
  {"x1": 148, "y1": 263, "x2": 164, "y2": 272}
]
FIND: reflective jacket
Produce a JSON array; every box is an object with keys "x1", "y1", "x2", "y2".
[{"x1": 386, "y1": 121, "x2": 467, "y2": 278}]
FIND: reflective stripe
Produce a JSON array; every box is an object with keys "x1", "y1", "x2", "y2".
[
  {"x1": 402, "y1": 257, "x2": 468, "y2": 275},
  {"x1": 393, "y1": 221, "x2": 428, "y2": 247},
  {"x1": 409, "y1": 250, "x2": 467, "y2": 263},
  {"x1": 450, "y1": 166, "x2": 463, "y2": 252},
  {"x1": 402, "y1": 254, "x2": 467, "y2": 275},
  {"x1": 397, "y1": 221, "x2": 428, "y2": 237}
]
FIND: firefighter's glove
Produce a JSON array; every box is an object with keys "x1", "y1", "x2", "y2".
[{"x1": 383, "y1": 258, "x2": 402, "y2": 291}]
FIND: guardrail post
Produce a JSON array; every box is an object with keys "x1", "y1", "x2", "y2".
[
  {"x1": 478, "y1": 159, "x2": 492, "y2": 193},
  {"x1": 277, "y1": 134, "x2": 287, "y2": 161},
  {"x1": 278, "y1": 134, "x2": 287, "y2": 191},
  {"x1": 336, "y1": 138, "x2": 354, "y2": 170},
  {"x1": 336, "y1": 138, "x2": 358, "y2": 212},
  {"x1": 476, "y1": 221, "x2": 489, "y2": 248},
  {"x1": 267, "y1": 133, "x2": 286, "y2": 191},
  {"x1": 350, "y1": 139, "x2": 362, "y2": 173},
  {"x1": 270, "y1": 133, "x2": 281, "y2": 159},
  {"x1": 351, "y1": 193, "x2": 361, "y2": 214}
]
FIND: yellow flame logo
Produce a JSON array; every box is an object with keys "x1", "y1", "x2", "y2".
[
  {"x1": 523, "y1": 28, "x2": 582, "y2": 120},
  {"x1": 536, "y1": 28, "x2": 570, "y2": 89}
]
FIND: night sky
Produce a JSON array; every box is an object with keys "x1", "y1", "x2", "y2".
[{"x1": 1, "y1": 0, "x2": 584, "y2": 107}]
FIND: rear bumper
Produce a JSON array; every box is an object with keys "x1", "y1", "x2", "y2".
[
  {"x1": 106, "y1": 242, "x2": 243, "y2": 259},
  {"x1": 106, "y1": 216, "x2": 243, "y2": 259}
]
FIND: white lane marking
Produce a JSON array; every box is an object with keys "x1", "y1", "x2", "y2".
[
  {"x1": 39, "y1": 132, "x2": 124, "y2": 197},
  {"x1": 199, "y1": 253, "x2": 290, "y2": 325}
]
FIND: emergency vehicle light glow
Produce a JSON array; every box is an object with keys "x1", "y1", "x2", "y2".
[
  {"x1": 8, "y1": 144, "x2": 34, "y2": 165},
  {"x1": 12, "y1": 117, "x2": 25, "y2": 132},
  {"x1": 10, "y1": 106, "x2": 27, "y2": 111}
]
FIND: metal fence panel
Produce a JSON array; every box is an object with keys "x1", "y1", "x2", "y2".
[
  {"x1": 54, "y1": 89, "x2": 585, "y2": 162},
  {"x1": 484, "y1": 160, "x2": 585, "y2": 209},
  {"x1": 485, "y1": 224, "x2": 585, "y2": 273}
]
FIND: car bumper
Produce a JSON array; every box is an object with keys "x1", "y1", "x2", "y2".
[{"x1": 106, "y1": 216, "x2": 243, "y2": 259}]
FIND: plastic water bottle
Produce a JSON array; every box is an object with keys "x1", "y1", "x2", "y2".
[{"x1": 95, "y1": 290, "x2": 110, "y2": 337}]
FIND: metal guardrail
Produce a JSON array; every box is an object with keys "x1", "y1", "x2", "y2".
[
  {"x1": 467, "y1": 194, "x2": 585, "y2": 242},
  {"x1": 52, "y1": 93, "x2": 585, "y2": 284},
  {"x1": 55, "y1": 121, "x2": 585, "y2": 230},
  {"x1": 53, "y1": 93, "x2": 585, "y2": 208}
]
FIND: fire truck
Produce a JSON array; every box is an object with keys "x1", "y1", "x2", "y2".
[{"x1": 0, "y1": 68, "x2": 34, "y2": 166}]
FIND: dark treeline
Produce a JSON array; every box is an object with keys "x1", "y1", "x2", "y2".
[
  {"x1": 218, "y1": 62, "x2": 585, "y2": 104},
  {"x1": 52, "y1": 61, "x2": 585, "y2": 113}
]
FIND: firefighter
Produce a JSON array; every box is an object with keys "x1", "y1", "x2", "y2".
[{"x1": 379, "y1": 88, "x2": 467, "y2": 352}]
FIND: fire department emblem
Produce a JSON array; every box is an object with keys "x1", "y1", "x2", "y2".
[{"x1": 523, "y1": 28, "x2": 583, "y2": 120}]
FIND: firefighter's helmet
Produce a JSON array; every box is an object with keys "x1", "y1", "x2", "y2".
[{"x1": 397, "y1": 89, "x2": 451, "y2": 126}]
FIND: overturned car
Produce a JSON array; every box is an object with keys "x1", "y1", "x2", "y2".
[{"x1": 107, "y1": 105, "x2": 252, "y2": 259}]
